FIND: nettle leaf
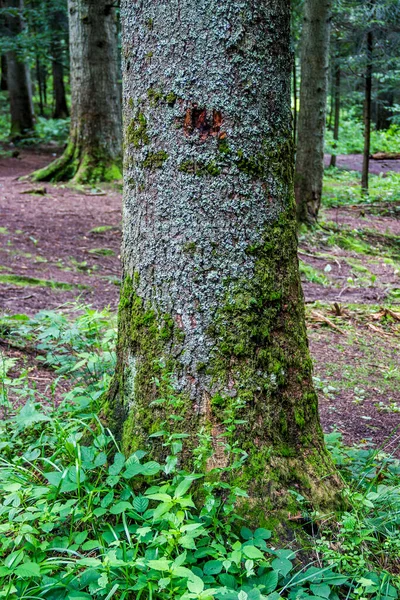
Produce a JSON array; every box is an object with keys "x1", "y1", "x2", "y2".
[
  {"x1": 187, "y1": 575, "x2": 204, "y2": 594},
  {"x1": 204, "y1": 560, "x2": 223, "y2": 575},
  {"x1": 310, "y1": 584, "x2": 331, "y2": 598},
  {"x1": 254, "y1": 528, "x2": 272, "y2": 540},
  {"x1": 14, "y1": 562, "x2": 41, "y2": 578},
  {"x1": 243, "y1": 545, "x2": 264, "y2": 560},
  {"x1": 271, "y1": 557, "x2": 293, "y2": 577},
  {"x1": 94, "y1": 452, "x2": 107, "y2": 468},
  {"x1": 122, "y1": 463, "x2": 143, "y2": 479},
  {"x1": 101, "y1": 491, "x2": 114, "y2": 508},
  {"x1": 133, "y1": 496, "x2": 149, "y2": 513},
  {"x1": 241, "y1": 527, "x2": 254, "y2": 540},
  {"x1": 257, "y1": 570, "x2": 279, "y2": 593},
  {"x1": 148, "y1": 559, "x2": 171, "y2": 572},
  {"x1": 14, "y1": 402, "x2": 51, "y2": 428},
  {"x1": 219, "y1": 573, "x2": 237, "y2": 589},
  {"x1": 109, "y1": 501, "x2": 133, "y2": 515},
  {"x1": 109, "y1": 452, "x2": 125, "y2": 476},
  {"x1": 141, "y1": 461, "x2": 161, "y2": 476}
]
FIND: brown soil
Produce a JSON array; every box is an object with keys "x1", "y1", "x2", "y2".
[
  {"x1": 324, "y1": 153, "x2": 400, "y2": 175},
  {"x1": 1, "y1": 149, "x2": 399, "y2": 452}
]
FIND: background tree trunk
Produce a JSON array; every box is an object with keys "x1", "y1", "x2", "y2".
[
  {"x1": 32, "y1": 0, "x2": 121, "y2": 183},
  {"x1": 295, "y1": 0, "x2": 332, "y2": 225},
  {"x1": 362, "y1": 29, "x2": 373, "y2": 192},
  {"x1": 50, "y1": 8, "x2": 69, "y2": 119},
  {"x1": 106, "y1": 0, "x2": 342, "y2": 518},
  {"x1": 2, "y1": 0, "x2": 34, "y2": 138},
  {"x1": 330, "y1": 61, "x2": 340, "y2": 168},
  {"x1": 0, "y1": 55, "x2": 7, "y2": 91}
]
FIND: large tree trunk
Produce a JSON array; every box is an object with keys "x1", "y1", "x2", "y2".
[
  {"x1": 2, "y1": 0, "x2": 34, "y2": 138},
  {"x1": 362, "y1": 29, "x2": 373, "y2": 193},
  {"x1": 50, "y1": 8, "x2": 69, "y2": 119},
  {"x1": 32, "y1": 0, "x2": 121, "y2": 184},
  {"x1": 295, "y1": 0, "x2": 332, "y2": 225},
  {"x1": 105, "y1": 0, "x2": 342, "y2": 518}
]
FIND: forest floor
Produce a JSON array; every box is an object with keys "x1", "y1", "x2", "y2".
[{"x1": 1, "y1": 148, "x2": 399, "y2": 452}]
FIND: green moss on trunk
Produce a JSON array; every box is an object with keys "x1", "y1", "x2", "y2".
[{"x1": 31, "y1": 142, "x2": 122, "y2": 184}]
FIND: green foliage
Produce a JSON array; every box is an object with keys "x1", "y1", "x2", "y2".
[
  {"x1": 325, "y1": 112, "x2": 400, "y2": 155},
  {"x1": 0, "y1": 307, "x2": 399, "y2": 599},
  {"x1": 323, "y1": 168, "x2": 400, "y2": 209}
]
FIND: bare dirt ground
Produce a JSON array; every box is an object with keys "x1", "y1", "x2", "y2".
[{"x1": 1, "y1": 149, "x2": 399, "y2": 452}]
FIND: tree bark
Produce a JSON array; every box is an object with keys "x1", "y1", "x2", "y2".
[
  {"x1": 2, "y1": 0, "x2": 34, "y2": 138},
  {"x1": 330, "y1": 62, "x2": 340, "y2": 168},
  {"x1": 32, "y1": 0, "x2": 121, "y2": 183},
  {"x1": 362, "y1": 29, "x2": 373, "y2": 193},
  {"x1": 0, "y1": 55, "x2": 7, "y2": 91},
  {"x1": 105, "y1": 0, "x2": 342, "y2": 518},
  {"x1": 293, "y1": 57, "x2": 297, "y2": 143},
  {"x1": 50, "y1": 8, "x2": 69, "y2": 119},
  {"x1": 295, "y1": 0, "x2": 332, "y2": 225}
]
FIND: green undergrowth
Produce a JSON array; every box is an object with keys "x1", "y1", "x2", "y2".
[
  {"x1": 0, "y1": 307, "x2": 399, "y2": 599},
  {"x1": 323, "y1": 169, "x2": 400, "y2": 211},
  {"x1": 324, "y1": 110, "x2": 400, "y2": 156},
  {"x1": 0, "y1": 274, "x2": 87, "y2": 290},
  {"x1": 299, "y1": 261, "x2": 330, "y2": 286}
]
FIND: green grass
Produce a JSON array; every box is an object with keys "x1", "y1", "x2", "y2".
[
  {"x1": 0, "y1": 274, "x2": 86, "y2": 290},
  {"x1": 299, "y1": 261, "x2": 330, "y2": 285}
]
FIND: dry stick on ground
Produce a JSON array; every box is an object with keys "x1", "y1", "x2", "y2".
[{"x1": 310, "y1": 310, "x2": 346, "y2": 334}]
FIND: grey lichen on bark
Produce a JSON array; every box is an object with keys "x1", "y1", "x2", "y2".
[
  {"x1": 32, "y1": 0, "x2": 122, "y2": 184},
  {"x1": 295, "y1": 0, "x2": 332, "y2": 225},
  {"x1": 106, "y1": 0, "x2": 342, "y2": 519}
]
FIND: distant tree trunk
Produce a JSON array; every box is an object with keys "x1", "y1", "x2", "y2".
[
  {"x1": 32, "y1": 0, "x2": 121, "y2": 183},
  {"x1": 105, "y1": 0, "x2": 342, "y2": 518},
  {"x1": 330, "y1": 62, "x2": 340, "y2": 168},
  {"x1": 0, "y1": 55, "x2": 7, "y2": 91},
  {"x1": 376, "y1": 91, "x2": 393, "y2": 131},
  {"x1": 295, "y1": 0, "x2": 332, "y2": 225},
  {"x1": 36, "y1": 54, "x2": 45, "y2": 116},
  {"x1": 362, "y1": 29, "x2": 373, "y2": 193},
  {"x1": 293, "y1": 56, "x2": 297, "y2": 143},
  {"x1": 50, "y1": 9, "x2": 69, "y2": 119},
  {"x1": 2, "y1": 0, "x2": 34, "y2": 138}
]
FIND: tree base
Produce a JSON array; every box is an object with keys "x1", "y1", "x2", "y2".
[{"x1": 31, "y1": 142, "x2": 122, "y2": 184}]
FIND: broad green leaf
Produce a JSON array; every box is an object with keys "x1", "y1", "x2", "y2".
[
  {"x1": 204, "y1": 560, "x2": 223, "y2": 575},
  {"x1": 174, "y1": 477, "x2": 194, "y2": 498},
  {"x1": 187, "y1": 575, "x2": 204, "y2": 594},
  {"x1": 109, "y1": 501, "x2": 132, "y2": 514},
  {"x1": 14, "y1": 562, "x2": 41, "y2": 578},
  {"x1": 109, "y1": 452, "x2": 125, "y2": 476},
  {"x1": 243, "y1": 545, "x2": 264, "y2": 560},
  {"x1": 148, "y1": 559, "x2": 171, "y2": 571},
  {"x1": 271, "y1": 558, "x2": 292, "y2": 577},
  {"x1": 133, "y1": 495, "x2": 149, "y2": 513}
]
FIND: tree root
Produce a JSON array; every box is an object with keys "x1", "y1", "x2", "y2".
[{"x1": 31, "y1": 142, "x2": 122, "y2": 184}]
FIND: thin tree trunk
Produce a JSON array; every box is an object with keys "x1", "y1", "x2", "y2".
[
  {"x1": 36, "y1": 54, "x2": 44, "y2": 116},
  {"x1": 362, "y1": 29, "x2": 373, "y2": 192},
  {"x1": 293, "y1": 56, "x2": 297, "y2": 143},
  {"x1": 2, "y1": 0, "x2": 34, "y2": 138},
  {"x1": 32, "y1": 0, "x2": 121, "y2": 183},
  {"x1": 106, "y1": 0, "x2": 342, "y2": 517},
  {"x1": 330, "y1": 62, "x2": 340, "y2": 168},
  {"x1": 0, "y1": 55, "x2": 7, "y2": 91},
  {"x1": 295, "y1": 0, "x2": 332, "y2": 225}
]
